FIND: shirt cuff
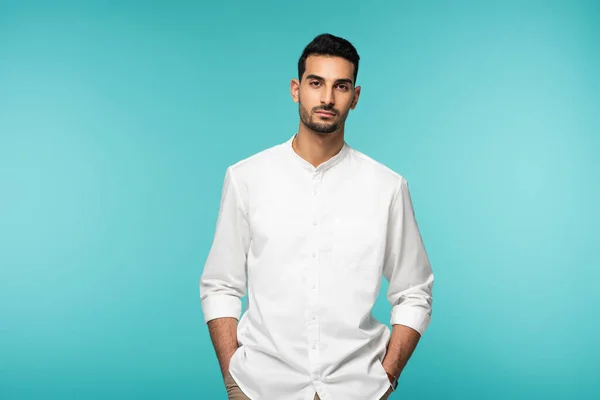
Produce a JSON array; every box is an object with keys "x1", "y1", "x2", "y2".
[
  {"x1": 390, "y1": 304, "x2": 431, "y2": 336},
  {"x1": 201, "y1": 294, "x2": 242, "y2": 323}
]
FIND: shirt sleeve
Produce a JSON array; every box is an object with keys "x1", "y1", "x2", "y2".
[
  {"x1": 199, "y1": 167, "x2": 251, "y2": 323},
  {"x1": 382, "y1": 177, "x2": 434, "y2": 336}
]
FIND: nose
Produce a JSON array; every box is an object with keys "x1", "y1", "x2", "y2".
[{"x1": 320, "y1": 86, "x2": 334, "y2": 106}]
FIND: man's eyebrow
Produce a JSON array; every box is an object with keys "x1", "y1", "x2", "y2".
[{"x1": 305, "y1": 74, "x2": 354, "y2": 85}]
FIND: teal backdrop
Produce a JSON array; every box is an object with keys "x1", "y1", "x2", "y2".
[{"x1": 1, "y1": 1, "x2": 598, "y2": 399}]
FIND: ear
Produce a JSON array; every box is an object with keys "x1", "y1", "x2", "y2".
[
  {"x1": 350, "y1": 85, "x2": 361, "y2": 110},
  {"x1": 290, "y1": 78, "x2": 300, "y2": 103}
]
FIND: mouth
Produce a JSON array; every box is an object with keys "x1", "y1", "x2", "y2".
[{"x1": 315, "y1": 111, "x2": 336, "y2": 117}]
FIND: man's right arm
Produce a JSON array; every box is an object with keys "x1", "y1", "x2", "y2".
[{"x1": 200, "y1": 167, "x2": 251, "y2": 379}]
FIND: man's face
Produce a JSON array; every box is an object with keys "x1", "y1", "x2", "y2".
[{"x1": 291, "y1": 55, "x2": 361, "y2": 135}]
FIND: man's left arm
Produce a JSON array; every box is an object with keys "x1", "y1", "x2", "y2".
[
  {"x1": 382, "y1": 323, "x2": 422, "y2": 380},
  {"x1": 381, "y1": 177, "x2": 434, "y2": 381}
]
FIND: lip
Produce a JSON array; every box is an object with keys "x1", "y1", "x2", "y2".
[{"x1": 315, "y1": 111, "x2": 335, "y2": 116}]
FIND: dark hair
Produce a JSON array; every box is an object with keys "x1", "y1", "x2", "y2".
[{"x1": 298, "y1": 33, "x2": 360, "y2": 85}]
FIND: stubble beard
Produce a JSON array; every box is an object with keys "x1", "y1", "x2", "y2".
[{"x1": 299, "y1": 102, "x2": 341, "y2": 135}]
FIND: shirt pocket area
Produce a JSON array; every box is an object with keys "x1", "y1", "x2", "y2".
[{"x1": 332, "y1": 216, "x2": 383, "y2": 272}]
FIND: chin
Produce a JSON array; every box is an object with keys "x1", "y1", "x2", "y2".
[
  {"x1": 313, "y1": 127, "x2": 337, "y2": 135},
  {"x1": 311, "y1": 123, "x2": 338, "y2": 134}
]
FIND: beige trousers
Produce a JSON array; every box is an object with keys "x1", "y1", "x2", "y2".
[{"x1": 225, "y1": 373, "x2": 393, "y2": 400}]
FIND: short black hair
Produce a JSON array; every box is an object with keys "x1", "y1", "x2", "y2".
[{"x1": 298, "y1": 33, "x2": 360, "y2": 85}]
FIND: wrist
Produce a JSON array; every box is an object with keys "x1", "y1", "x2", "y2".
[{"x1": 386, "y1": 371, "x2": 399, "y2": 391}]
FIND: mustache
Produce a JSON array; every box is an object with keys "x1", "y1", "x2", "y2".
[{"x1": 313, "y1": 105, "x2": 338, "y2": 115}]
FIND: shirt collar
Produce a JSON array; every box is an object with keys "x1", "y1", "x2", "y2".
[{"x1": 285, "y1": 133, "x2": 350, "y2": 173}]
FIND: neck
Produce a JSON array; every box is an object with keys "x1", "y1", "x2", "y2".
[{"x1": 293, "y1": 124, "x2": 345, "y2": 168}]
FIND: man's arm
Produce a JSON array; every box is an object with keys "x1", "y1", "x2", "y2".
[
  {"x1": 200, "y1": 167, "x2": 250, "y2": 379},
  {"x1": 381, "y1": 177, "x2": 434, "y2": 380},
  {"x1": 382, "y1": 324, "x2": 421, "y2": 380},
  {"x1": 207, "y1": 317, "x2": 240, "y2": 378}
]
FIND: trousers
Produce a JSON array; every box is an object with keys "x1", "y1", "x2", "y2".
[{"x1": 225, "y1": 373, "x2": 394, "y2": 400}]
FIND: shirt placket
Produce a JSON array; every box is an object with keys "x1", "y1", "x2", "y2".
[{"x1": 306, "y1": 168, "x2": 323, "y2": 378}]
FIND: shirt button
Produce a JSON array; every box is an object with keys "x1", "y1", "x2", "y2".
[{"x1": 312, "y1": 252, "x2": 316, "y2": 258}]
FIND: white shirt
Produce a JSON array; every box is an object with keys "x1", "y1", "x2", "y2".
[{"x1": 200, "y1": 134, "x2": 434, "y2": 400}]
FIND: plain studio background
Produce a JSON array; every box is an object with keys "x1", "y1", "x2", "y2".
[{"x1": 1, "y1": 1, "x2": 598, "y2": 399}]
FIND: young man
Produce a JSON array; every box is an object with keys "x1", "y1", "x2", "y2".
[{"x1": 200, "y1": 33, "x2": 434, "y2": 400}]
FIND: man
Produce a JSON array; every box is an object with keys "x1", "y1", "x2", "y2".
[{"x1": 200, "y1": 33, "x2": 434, "y2": 400}]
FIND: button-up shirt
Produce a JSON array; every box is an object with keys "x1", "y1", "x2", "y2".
[{"x1": 200, "y1": 134, "x2": 434, "y2": 400}]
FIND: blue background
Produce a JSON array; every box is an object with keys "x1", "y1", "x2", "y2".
[{"x1": 1, "y1": 1, "x2": 598, "y2": 399}]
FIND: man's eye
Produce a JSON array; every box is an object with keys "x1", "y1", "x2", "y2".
[
  {"x1": 337, "y1": 85, "x2": 348, "y2": 90},
  {"x1": 310, "y1": 81, "x2": 321, "y2": 87}
]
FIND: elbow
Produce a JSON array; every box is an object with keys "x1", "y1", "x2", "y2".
[
  {"x1": 388, "y1": 276, "x2": 434, "y2": 335},
  {"x1": 199, "y1": 275, "x2": 245, "y2": 323}
]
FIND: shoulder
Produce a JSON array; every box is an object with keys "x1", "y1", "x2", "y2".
[
  {"x1": 348, "y1": 146, "x2": 407, "y2": 189},
  {"x1": 227, "y1": 139, "x2": 288, "y2": 179},
  {"x1": 221, "y1": 137, "x2": 295, "y2": 199}
]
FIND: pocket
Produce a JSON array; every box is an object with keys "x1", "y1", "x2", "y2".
[
  {"x1": 224, "y1": 373, "x2": 237, "y2": 393},
  {"x1": 225, "y1": 372, "x2": 251, "y2": 400}
]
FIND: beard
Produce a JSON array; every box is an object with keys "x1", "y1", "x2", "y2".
[{"x1": 298, "y1": 102, "x2": 346, "y2": 134}]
